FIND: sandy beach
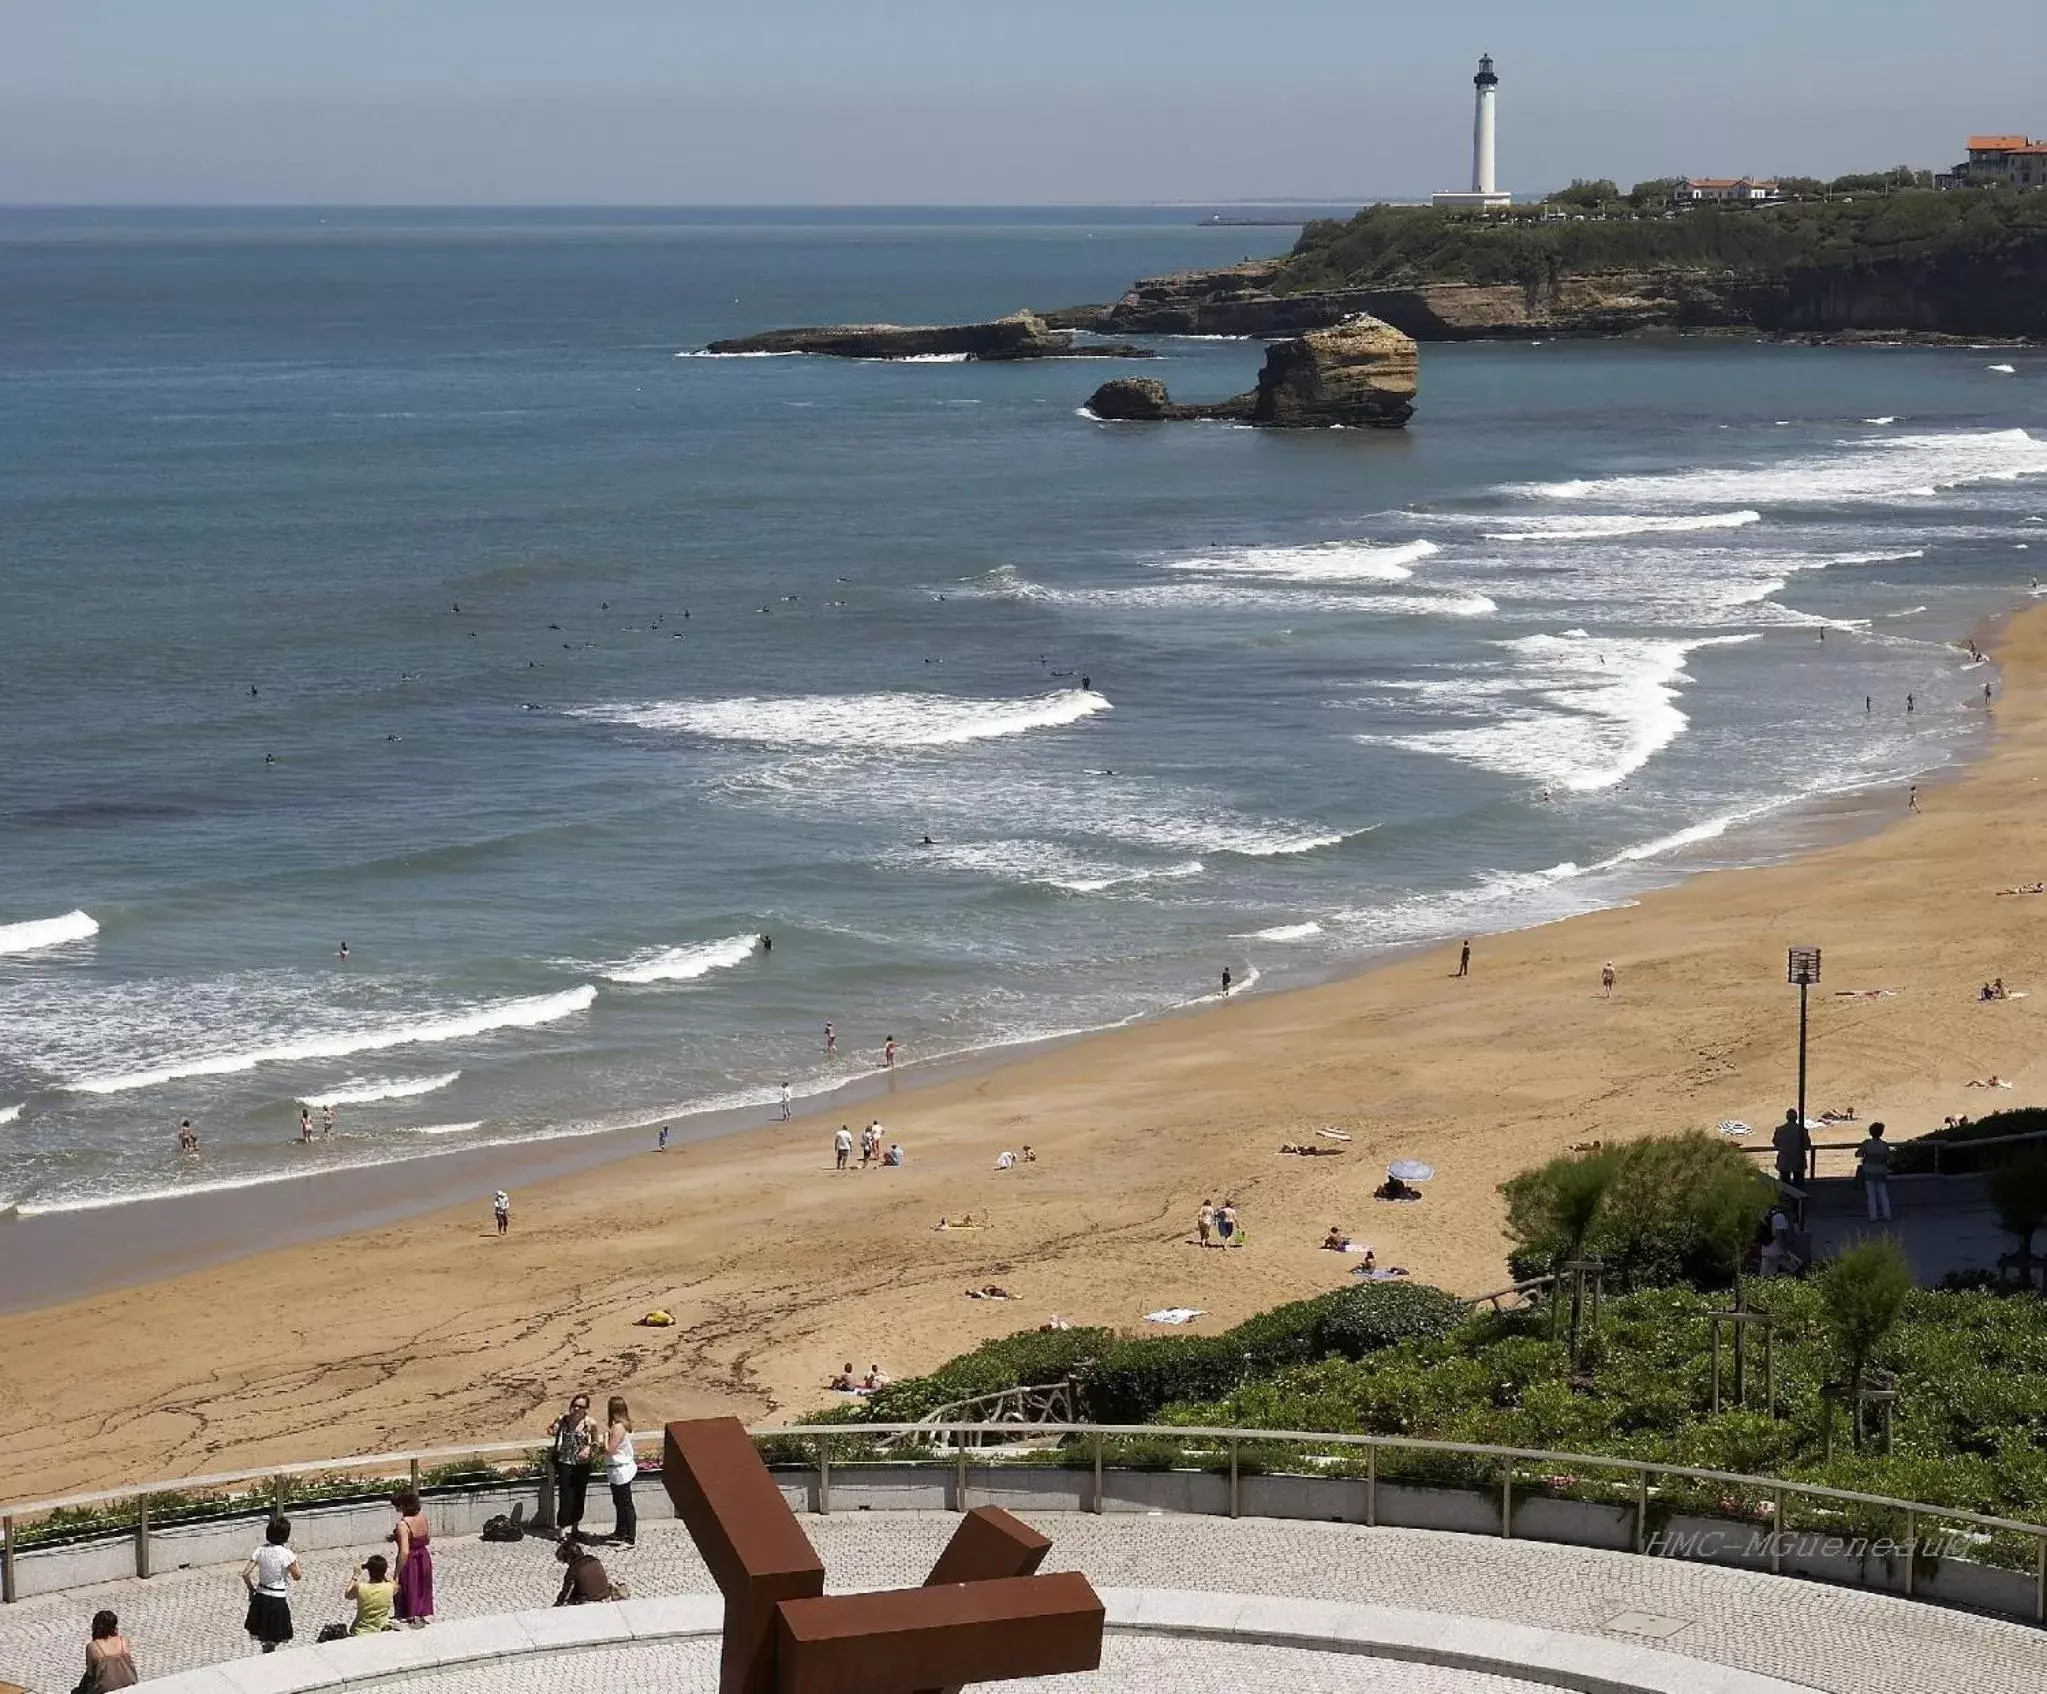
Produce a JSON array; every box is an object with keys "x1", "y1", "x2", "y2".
[{"x1": 4, "y1": 608, "x2": 2042, "y2": 1502}]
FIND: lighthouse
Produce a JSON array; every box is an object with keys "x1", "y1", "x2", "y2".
[{"x1": 1433, "y1": 54, "x2": 1513, "y2": 211}]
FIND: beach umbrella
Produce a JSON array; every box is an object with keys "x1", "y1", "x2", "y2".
[{"x1": 1387, "y1": 1159, "x2": 1436, "y2": 1183}]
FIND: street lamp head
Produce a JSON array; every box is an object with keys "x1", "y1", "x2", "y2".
[{"x1": 1787, "y1": 946, "x2": 1822, "y2": 987}]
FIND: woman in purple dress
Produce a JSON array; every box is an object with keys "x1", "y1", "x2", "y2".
[{"x1": 389, "y1": 1490, "x2": 435, "y2": 1626}]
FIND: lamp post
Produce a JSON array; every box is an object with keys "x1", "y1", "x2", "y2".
[{"x1": 1787, "y1": 946, "x2": 1822, "y2": 1178}]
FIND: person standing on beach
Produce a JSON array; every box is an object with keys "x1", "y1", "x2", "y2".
[
  {"x1": 779, "y1": 1082, "x2": 793, "y2": 1121},
  {"x1": 178, "y1": 1119, "x2": 199, "y2": 1154},
  {"x1": 657, "y1": 1125, "x2": 670, "y2": 1154},
  {"x1": 1457, "y1": 941, "x2": 1471, "y2": 979},
  {"x1": 493, "y1": 1190, "x2": 510, "y2": 1235},
  {"x1": 321, "y1": 1104, "x2": 335, "y2": 1138},
  {"x1": 1601, "y1": 962, "x2": 1616, "y2": 997},
  {"x1": 1909, "y1": 785, "x2": 1920, "y2": 813},
  {"x1": 1221, "y1": 967, "x2": 1233, "y2": 997},
  {"x1": 548, "y1": 1394, "x2": 599, "y2": 1538},
  {"x1": 824, "y1": 1021, "x2": 836, "y2": 1057},
  {"x1": 299, "y1": 1106, "x2": 313, "y2": 1143},
  {"x1": 1196, "y1": 1201, "x2": 1213, "y2": 1248},
  {"x1": 884, "y1": 1034, "x2": 897, "y2": 1068},
  {"x1": 834, "y1": 1125, "x2": 852, "y2": 1170}
]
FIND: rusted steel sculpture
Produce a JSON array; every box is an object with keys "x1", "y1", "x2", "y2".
[{"x1": 663, "y1": 1418, "x2": 1105, "y2": 1694}]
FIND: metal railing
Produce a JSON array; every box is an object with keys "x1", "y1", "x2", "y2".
[
  {"x1": 1746, "y1": 1123, "x2": 2047, "y2": 1177},
  {"x1": 4, "y1": 1422, "x2": 2043, "y2": 1620}
]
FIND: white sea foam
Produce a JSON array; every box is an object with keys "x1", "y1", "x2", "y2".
[
  {"x1": 1369, "y1": 632, "x2": 1758, "y2": 792},
  {"x1": 1483, "y1": 511, "x2": 1762, "y2": 541},
  {"x1": 392, "y1": 1120, "x2": 487, "y2": 1136},
  {"x1": 871, "y1": 352, "x2": 970, "y2": 363},
  {"x1": 0, "y1": 1105, "x2": 19, "y2": 1127},
  {"x1": 1509, "y1": 429, "x2": 2047, "y2": 508},
  {"x1": 675, "y1": 348, "x2": 801, "y2": 359},
  {"x1": 1828, "y1": 548, "x2": 1927, "y2": 565},
  {"x1": 1240, "y1": 922, "x2": 1324, "y2": 942},
  {"x1": 1988, "y1": 364, "x2": 2017, "y2": 374},
  {"x1": 0, "y1": 909, "x2": 100, "y2": 956},
  {"x1": 1045, "y1": 860, "x2": 1208, "y2": 893},
  {"x1": 66, "y1": 986, "x2": 598, "y2": 1096},
  {"x1": 602, "y1": 933, "x2": 760, "y2": 985},
  {"x1": 1864, "y1": 417, "x2": 1898, "y2": 425},
  {"x1": 1161, "y1": 539, "x2": 1441, "y2": 584},
  {"x1": 577, "y1": 688, "x2": 1109, "y2": 749},
  {"x1": 1033, "y1": 580, "x2": 1496, "y2": 618},
  {"x1": 301, "y1": 1072, "x2": 461, "y2": 1109}
]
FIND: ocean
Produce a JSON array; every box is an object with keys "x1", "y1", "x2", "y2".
[{"x1": 3, "y1": 206, "x2": 2045, "y2": 1224}]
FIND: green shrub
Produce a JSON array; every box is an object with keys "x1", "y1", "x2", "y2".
[
  {"x1": 1889, "y1": 1108, "x2": 2047, "y2": 1174},
  {"x1": 860, "y1": 1326, "x2": 1112, "y2": 1422},
  {"x1": 1503, "y1": 1131, "x2": 1772, "y2": 1292}
]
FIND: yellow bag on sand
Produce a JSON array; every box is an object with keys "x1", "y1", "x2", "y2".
[{"x1": 639, "y1": 1310, "x2": 674, "y2": 1327}]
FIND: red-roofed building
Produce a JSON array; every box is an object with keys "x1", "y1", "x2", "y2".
[
  {"x1": 1681, "y1": 177, "x2": 1780, "y2": 203},
  {"x1": 1943, "y1": 135, "x2": 2047, "y2": 188}
]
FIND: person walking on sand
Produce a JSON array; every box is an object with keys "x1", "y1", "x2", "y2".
[
  {"x1": 244, "y1": 1517, "x2": 301, "y2": 1652},
  {"x1": 1216, "y1": 1200, "x2": 1238, "y2": 1247},
  {"x1": 493, "y1": 1190, "x2": 510, "y2": 1235},
  {"x1": 549, "y1": 1394, "x2": 599, "y2": 1538},
  {"x1": 834, "y1": 1125, "x2": 853, "y2": 1170},
  {"x1": 389, "y1": 1491, "x2": 434, "y2": 1626},
  {"x1": 657, "y1": 1125, "x2": 670, "y2": 1154},
  {"x1": 1909, "y1": 785, "x2": 1920, "y2": 813},
  {"x1": 603, "y1": 1396, "x2": 638, "y2": 1547},
  {"x1": 81, "y1": 1610, "x2": 138, "y2": 1691},
  {"x1": 1857, "y1": 1122, "x2": 1893, "y2": 1221},
  {"x1": 779, "y1": 1082, "x2": 793, "y2": 1121},
  {"x1": 1601, "y1": 961, "x2": 1616, "y2": 997},
  {"x1": 1457, "y1": 940, "x2": 1471, "y2": 978},
  {"x1": 1221, "y1": 966, "x2": 1233, "y2": 997},
  {"x1": 1196, "y1": 1200, "x2": 1213, "y2": 1248}
]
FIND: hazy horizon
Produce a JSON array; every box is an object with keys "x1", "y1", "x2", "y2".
[{"x1": 4, "y1": 2, "x2": 2039, "y2": 206}]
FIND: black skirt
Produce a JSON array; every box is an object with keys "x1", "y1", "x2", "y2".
[{"x1": 245, "y1": 1590, "x2": 293, "y2": 1645}]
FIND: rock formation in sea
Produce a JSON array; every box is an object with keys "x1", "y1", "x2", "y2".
[
  {"x1": 1085, "y1": 316, "x2": 1417, "y2": 429},
  {"x1": 702, "y1": 310, "x2": 1152, "y2": 361}
]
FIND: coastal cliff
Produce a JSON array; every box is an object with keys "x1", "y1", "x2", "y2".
[
  {"x1": 1085, "y1": 197, "x2": 2047, "y2": 341},
  {"x1": 1086, "y1": 316, "x2": 1417, "y2": 428},
  {"x1": 703, "y1": 309, "x2": 1151, "y2": 361}
]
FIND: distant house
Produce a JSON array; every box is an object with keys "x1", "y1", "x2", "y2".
[
  {"x1": 1681, "y1": 178, "x2": 1780, "y2": 204},
  {"x1": 1941, "y1": 135, "x2": 2047, "y2": 189}
]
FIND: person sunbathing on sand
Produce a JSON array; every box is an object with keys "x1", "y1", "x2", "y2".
[
  {"x1": 1966, "y1": 1076, "x2": 2012, "y2": 1089},
  {"x1": 965, "y1": 1285, "x2": 1013, "y2": 1300},
  {"x1": 1322, "y1": 1226, "x2": 1349, "y2": 1251},
  {"x1": 1375, "y1": 1176, "x2": 1422, "y2": 1202},
  {"x1": 827, "y1": 1362, "x2": 857, "y2": 1392}
]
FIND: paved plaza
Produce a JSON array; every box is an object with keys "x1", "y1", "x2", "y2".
[
  {"x1": 355, "y1": 1633, "x2": 1570, "y2": 1694},
  {"x1": 1, "y1": 1512, "x2": 2041, "y2": 1693}
]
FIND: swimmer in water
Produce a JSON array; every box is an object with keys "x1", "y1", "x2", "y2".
[
  {"x1": 920, "y1": 834, "x2": 935, "y2": 846},
  {"x1": 338, "y1": 941, "x2": 349, "y2": 961}
]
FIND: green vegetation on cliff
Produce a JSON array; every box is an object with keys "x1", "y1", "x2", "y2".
[{"x1": 1278, "y1": 191, "x2": 2047, "y2": 294}]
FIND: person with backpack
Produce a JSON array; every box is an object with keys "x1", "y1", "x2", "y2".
[{"x1": 549, "y1": 1393, "x2": 599, "y2": 1537}]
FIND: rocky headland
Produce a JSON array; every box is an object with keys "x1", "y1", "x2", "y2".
[
  {"x1": 1085, "y1": 316, "x2": 1417, "y2": 429},
  {"x1": 702, "y1": 309, "x2": 1151, "y2": 361}
]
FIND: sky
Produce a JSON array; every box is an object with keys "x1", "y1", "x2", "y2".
[{"x1": 1, "y1": 1, "x2": 2039, "y2": 205}]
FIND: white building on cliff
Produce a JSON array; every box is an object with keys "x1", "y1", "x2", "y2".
[{"x1": 1433, "y1": 55, "x2": 1513, "y2": 211}]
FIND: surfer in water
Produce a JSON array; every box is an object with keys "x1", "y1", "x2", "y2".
[{"x1": 760, "y1": 933, "x2": 772, "y2": 954}]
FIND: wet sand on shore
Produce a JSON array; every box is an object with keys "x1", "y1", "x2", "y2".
[{"x1": 3, "y1": 610, "x2": 2042, "y2": 1502}]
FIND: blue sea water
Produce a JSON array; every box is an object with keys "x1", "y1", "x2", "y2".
[{"x1": 2, "y1": 206, "x2": 2045, "y2": 1218}]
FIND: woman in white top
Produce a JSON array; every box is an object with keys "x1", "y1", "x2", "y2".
[
  {"x1": 604, "y1": 1395, "x2": 637, "y2": 1547},
  {"x1": 243, "y1": 1517, "x2": 301, "y2": 1652}
]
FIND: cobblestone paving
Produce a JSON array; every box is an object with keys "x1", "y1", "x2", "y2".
[
  {"x1": 1, "y1": 1513, "x2": 2041, "y2": 1694},
  {"x1": 374, "y1": 1634, "x2": 1554, "y2": 1694}
]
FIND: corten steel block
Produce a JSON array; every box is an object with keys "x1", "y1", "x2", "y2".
[
  {"x1": 923, "y1": 1505, "x2": 1051, "y2": 1587},
  {"x1": 774, "y1": 1572, "x2": 1106, "y2": 1694},
  {"x1": 665, "y1": 1418, "x2": 827, "y2": 1694}
]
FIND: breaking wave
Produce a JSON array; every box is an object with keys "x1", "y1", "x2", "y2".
[
  {"x1": 1161, "y1": 540, "x2": 1441, "y2": 584},
  {"x1": 0, "y1": 910, "x2": 100, "y2": 956},
  {"x1": 66, "y1": 986, "x2": 598, "y2": 1096},
  {"x1": 576, "y1": 688, "x2": 1110, "y2": 749},
  {"x1": 301, "y1": 1072, "x2": 461, "y2": 1109},
  {"x1": 1483, "y1": 511, "x2": 1763, "y2": 541},
  {"x1": 602, "y1": 933, "x2": 760, "y2": 985}
]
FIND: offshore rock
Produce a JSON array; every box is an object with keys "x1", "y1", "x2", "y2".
[
  {"x1": 1085, "y1": 316, "x2": 1417, "y2": 429},
  {"x1": 703, "y1": 310, "x2": 1152, "y2": 361}
]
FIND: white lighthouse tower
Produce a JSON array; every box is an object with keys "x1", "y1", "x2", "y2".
[{"x1": 1433, "y1": 54, "x2": 1513, "y2": 211}]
